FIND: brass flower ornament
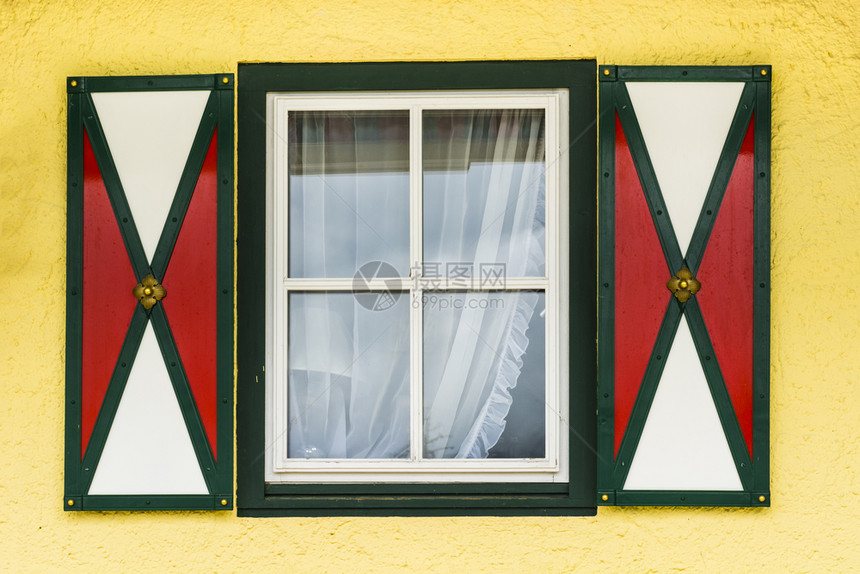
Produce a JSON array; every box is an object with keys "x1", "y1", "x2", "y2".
[
  {"x1": 666, "y1": 266, "x2": 701, "y2": 303},
  {"x1": 132, "y1": 274, "x2": 166, "y2": 310}
]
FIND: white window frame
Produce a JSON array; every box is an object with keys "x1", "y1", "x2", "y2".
[{"x1": 264, "y1": 90, "x2": 569, "y2": 483}]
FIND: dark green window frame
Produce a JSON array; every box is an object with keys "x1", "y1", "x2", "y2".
[{"x1": 236, "y1": 60, "x2": 597, "y2": 516}]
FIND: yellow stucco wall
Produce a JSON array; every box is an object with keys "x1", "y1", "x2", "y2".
[{"x1": 2, "y1": 0, "x2": 858, "y2": 571}]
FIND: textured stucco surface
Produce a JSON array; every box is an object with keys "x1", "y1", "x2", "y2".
[{"x1": 1, "y1": 1, "x2": 858, "y2": 572}]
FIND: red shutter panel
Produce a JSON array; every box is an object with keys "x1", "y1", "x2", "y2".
[
  {"x1": 65, "y1": 75, "x2": 233, "y2": 511},
  {"x1": 612, "y1": 112, "x2": 672, "y2": 458},
  {"x1": 160, "y1": 130, "x2": 220, "y2": 459},
  {"x1": 598, "y1": 66, "x2": 770, "y2": 507},
  {"x1": 695, "y1": 119, "x2": 756, "y2": 456}
]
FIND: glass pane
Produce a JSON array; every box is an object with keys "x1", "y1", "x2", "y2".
[
  {"x1": 289, "y1": 111, "x2": 409, "y2": 278},
  {"x1": 423, "y1": 291, "x2": 545, "y2": 459},
  {"x1": 423, "y1": 110, "x2": 546, "y2": 280},
  {"x1": 288, "y1": 292, "x2": 410, "y2": 459}
]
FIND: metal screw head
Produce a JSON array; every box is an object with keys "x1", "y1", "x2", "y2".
[
  {"x1": 760, "y1": 69, "x2": 768, "y2": 76},
  {"x1": 601, "y1": 494, "x2": 609, "y2": 501},
  {"x1": 67, "y1": 499, "x2": 74, "y2": 506},
  {"x1": 222, "y1": 77, "x2": 229, "y2": 84},
  {"x1": 221, "y1": 499, "x2": 228, "y2": 506},
  {"x1": 758, "y1": 495, "x2": 766, "y2": 502},
  {"x1": 70, "y1": 80, "x2": 78, "y2": 87},
  {"x1": 603, "y1": 69, "x2": 610, "y2": 76}
]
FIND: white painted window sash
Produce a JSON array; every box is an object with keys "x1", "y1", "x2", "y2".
[{"x1": 266, "y1": 91, "x2": 568, "y2": 483}]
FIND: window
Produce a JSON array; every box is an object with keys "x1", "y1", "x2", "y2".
[
  {"x1": 269, "y1": 92, "x2": 566, "y2": 483},
  {"x1": 237, "y1": 61, "x2": 597, "y2": 515},
  {"x1": 62, "y1": 64, "x2": 769, "y2": 514},
  {"x1": 64, "y1": 65, "x2": 769, "y2": 513}
]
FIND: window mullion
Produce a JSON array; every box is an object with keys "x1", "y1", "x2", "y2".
[
  {"x1": 409, "y1": 104, "x2": 423, "y2": 463},
  {"x1": 282, "y1": 278, "x2": 411, "y2": 290}
]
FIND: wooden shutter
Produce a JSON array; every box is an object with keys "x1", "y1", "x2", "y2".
[
  {"x1": 598, "y1": 66, "x2": 771, "y2": 506},
  {"x1": 64, "y1": 74, "x2": 233, "y2": 511}
]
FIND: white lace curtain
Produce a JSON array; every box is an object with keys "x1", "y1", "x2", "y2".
[{"x1": 287, "y1": 109, "x2": 546, "y2": 459}]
